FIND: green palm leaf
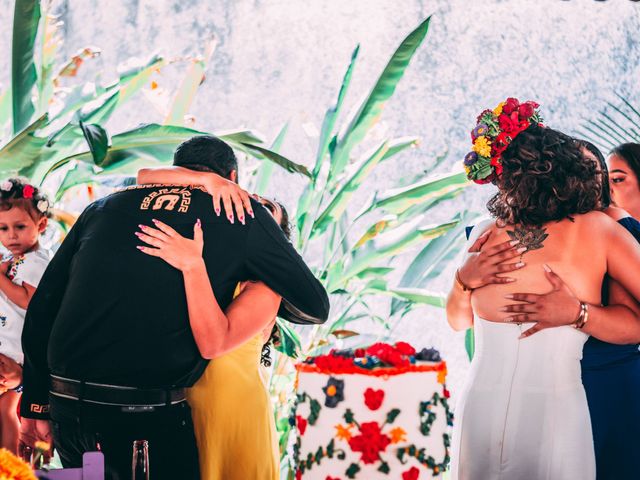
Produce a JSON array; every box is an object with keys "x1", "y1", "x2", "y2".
[
  {"x1": 11, "y1": 0, "x2": 41, "y2": 133},
  {"x1": 255, "y1": 123, "x2": 289, "y2": 195},
  {"x1": 365, "y1": 171, "x2": 468, "y2": 216},
  {"x1": 328, "y1": 218, "x2": 459, "y2": 291},
  {"x1": 328, "y1": 16, "x2": 431, "y2": 180},
  {"x1": 0, "y1": 114, "x2": 49, "y2": 174},
  {"x1": 312, "y1": 141, "x2": 389, "y2": 237},
  {"x1": 314, "y1": 45, "x2": 360, "y2": 178}
]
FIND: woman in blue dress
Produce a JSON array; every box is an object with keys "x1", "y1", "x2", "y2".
[
  {"x1": 581, "y1": 141, "x2": 640, "y2": 480},
  {"x1": 451, "y1": 141, "x2": 640, "y2": 479}
]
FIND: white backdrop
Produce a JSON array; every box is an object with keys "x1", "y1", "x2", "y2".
[{"x1": 1, "y1": 0, "x2": 638, "y2": 398}]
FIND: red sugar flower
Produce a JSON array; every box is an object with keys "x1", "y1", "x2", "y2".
[
  {"x1": 402, "y1": 466, "x2": 420, "y2": 480},
  {"x1": 364, "y1": 388, "x2": 385, "y2": 410},
  {"x1": 296, "y1": 415, "x2": 308, "y2": 436},
  {"x1": 348, "y1": 421, "x2": 391, "y2": 464}
]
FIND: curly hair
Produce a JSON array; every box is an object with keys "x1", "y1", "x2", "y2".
[{"x1": 487, "y1": 125, "x2": 602, "y2": 226}]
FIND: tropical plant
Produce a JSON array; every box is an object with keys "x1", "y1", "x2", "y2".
[
  {"x1": 576, "y1": 93, "x2": 640, "y2": 152},
  {"x1": 262, "y1": 17, "x2": 472, "y2": 478},
  {"x1": 1, "y1": 0, "x2": 306, "y2": 232}
]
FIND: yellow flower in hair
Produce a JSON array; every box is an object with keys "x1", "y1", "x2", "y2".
[
  {"x1": 493, "y1": 102, "x2": 505, "y2": 116},
  {"x1": 472, "y1": 136, "x2": 492, "y2": 157}
]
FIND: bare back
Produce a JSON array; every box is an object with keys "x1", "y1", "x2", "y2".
[{"x1": 471, "y1": 211, "x2": 609, "y2": 322}]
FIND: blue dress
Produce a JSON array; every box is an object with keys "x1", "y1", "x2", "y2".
[{"x1": 582, "y1": 216, "x2": 640, "y2": 480}]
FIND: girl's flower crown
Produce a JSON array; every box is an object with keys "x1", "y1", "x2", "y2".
[
  {"x1": 0, "y1": 178, "x2": 50, "y2": 215},
  {"x1": 464, "y1": 97, "x2": 543, "y2": 184}
]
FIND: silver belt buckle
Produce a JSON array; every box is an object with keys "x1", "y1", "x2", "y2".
[{"x1": 121, "y1": 405, "x2": 156, "y2": 413}]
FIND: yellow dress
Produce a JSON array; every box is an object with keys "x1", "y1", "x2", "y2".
[{"x1": 187, "y1": 332, "x2": 280, "y2": 480}]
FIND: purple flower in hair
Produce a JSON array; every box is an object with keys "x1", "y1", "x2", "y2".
[
  {"x1": 464, "y1": 151, "x2": 478, "y2": 166},
  {"x1": 472, "y1": 123, "x2": 489, "y2": 139}
]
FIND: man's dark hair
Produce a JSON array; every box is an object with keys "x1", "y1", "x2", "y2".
[
  {"x1": 610, "y1": 142, "x2": 640, "y2": 188},
  {"x1": 173, "y1": 135, "x2": 238, "y2": 180},
  {"x1": 488, "y1": 124, "x2": 602, "y2": 226}
]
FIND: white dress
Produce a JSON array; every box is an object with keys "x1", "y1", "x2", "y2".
[{"x1": 450, "y1": 222, "x2": 596, "y2": 480}]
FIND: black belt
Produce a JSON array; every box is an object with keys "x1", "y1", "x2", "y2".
[{"x1": 50, "y1": 375, "x2": 186, "y2": 407}]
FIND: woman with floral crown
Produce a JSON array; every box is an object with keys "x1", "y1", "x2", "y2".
[{"x1": 446, "y1": 98, "x2": 640, "y2": 479}]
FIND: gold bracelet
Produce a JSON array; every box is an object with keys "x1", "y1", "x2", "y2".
[
  {"x1": 573, "y1": 302, "x2": 589, "y2": 329},
  {"x1": 455, "y1": 269, "x2": 473, "y2": 292}
]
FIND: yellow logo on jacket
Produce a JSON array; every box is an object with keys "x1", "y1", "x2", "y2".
[{"x1": 140, "y1": 187, "x2": 191, "y2": 213}]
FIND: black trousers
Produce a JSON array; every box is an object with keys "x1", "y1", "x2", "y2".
[{"x1": 49, "y1": 395, "x2": 199, "y2": 480}]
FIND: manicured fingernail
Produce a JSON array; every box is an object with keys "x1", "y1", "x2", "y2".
[
  {"x1": 498, "y1": 307, "x2": 507, "y2": 312},
  {"x1": 215, "y1": 208, "x2": 221, "y2": 216},
  {"x1": 516, "y1": 262, "x2": 525, "y2": 268},
  {"x1": 249, "y1": 210, "x2": 254, "y2": 218},
  {"x1": 136, "y1": 246, "x2": 144, "y2": 250},
  {"x1": 138, "y1": 224, "x2": 146, "y2": 229},
  {"x1": 196, "y1": 218, "x2": 201, "y2": 227},
  {"x1": 228, "y1": 215, "x2": 234, "y2": 224},
  {"x1": 543, "y1": 264, "x2": 551, "y2": 272},
  {"x1": 504, "y1": 294, "x2": 514, "y2": 299},
  {"x1": 518, "y1": 334, "x2": 525, "y2": 340},
  {"x1": 134, "y1": 232, "x2": 142, "y2": 237},
  {"x1": 506, "y1": 278, "x2": 517, "y2": 283},
  {"x1": 504, "y1": 316, "x2": 513, "y2": 323},
  {"x1": 517, "y1": 247, "x2": 527, "y2": 253},
  {"x1": 152, "y1": 219, "x2": 159, "y2": 224},
  {"x1": 509, "y1": 240, "x2": 519, "y2": 246},
  {"x1": 239, "y1": 215, "x2": 245, "y2": 225}
]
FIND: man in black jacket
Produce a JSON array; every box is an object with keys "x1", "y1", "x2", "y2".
[{"x1": 19, "y1": 136, "x2": 329, "y2": 479}]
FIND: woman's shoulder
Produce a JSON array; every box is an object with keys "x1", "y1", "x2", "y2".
[{"x1": 571, "y1": 210, "x2": 617, "y2": 228}]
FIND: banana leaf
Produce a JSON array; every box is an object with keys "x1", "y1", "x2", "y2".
[
  {"x1": 314, "y1": 45, "x2": 359, "y2": 178},
  {"x1": 79, "y1": 122, "x2": 109, "y2": 165},
  {"x1": 328, "y1": 218, "x2": 459, "y2": 290},
  {"x1": 165, "y1": 38, "x2": 217, "y2": 125},
  {"x1": 274, "y1": 318, "x2": 302, "y2": 358},
  {"x1": 12, "y1": 0, "x2": 41, "y2": 133},
  {"x1": 364, "y1": 171, "x2": 468, "y2": 216},
  {"x1": 312, "y1": 141, "x2": 389, "y2": 236},
  {"x1": 328, "y1": 16, "x2": 431, "y2": 180},
  {"x1": 255, "y1": 123, "x2": 289, "y2": 195},
  {"x1": 54, "y1": 161, "x2": 98, "y2": 202},
  {"x1": 374, "y1": 287, "x2": 446, "y2": 308},
  {"x1": 390, "y1": 212, "x2": 476, "y2": 315},
  {"x1": 36, "y1": 9, "x2": 61, "y2": 114},
  {"x1": 0, "y1": 114, "x2": 49, "y2": 174},
  {"x1": 239, "y1": 142, "x2": 310, "y2": 177},
  {"x1": 0, "y1": 88, "x2": 11, "y2": 126}
]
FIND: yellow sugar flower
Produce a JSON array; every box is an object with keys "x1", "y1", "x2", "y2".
[
  {"x1": 472, "y1": 136, "x2": 492, "y2": 157},
  {"x1": 334, "y1": 423, "x2": 353, "y2": 441},
  {"x1": 389, "y1": 427, "x2": 407, "y2": 444},
  {"x1": 493, "y1": 101, "x2": 505, "y2": 116}
]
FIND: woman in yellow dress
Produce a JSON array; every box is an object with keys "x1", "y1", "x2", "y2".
[{"x1": 136, "y1": 179, "x2": 286, "y2": 479}]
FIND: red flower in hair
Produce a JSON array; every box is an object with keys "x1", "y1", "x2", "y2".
[
  {"x1": 402, "y1": 467, "x2": 420, "y2": 480},
  {"x1": 498, "y1": 114, "x2": 518, "y2": 133},
  {"x1": 326, "y1": 477, "x2": 342, "y2": 480},
  {"x1": 502, "y1": 97, "x2": 520, "y2": 115},
  {"x1": 518, "y1": 102, "x2": 535, "y2": 119},
  {"x1": 23, "y1": 185, "x2": 34, "y2": 199},
  {"x1": 364, "y1": 388, "x2": 385, "y2": 411},
  {"x1": 296, "y1": 470, "x2": 302, "y2": 480}
]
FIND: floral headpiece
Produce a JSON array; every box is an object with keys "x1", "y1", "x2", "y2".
[
  {"x1": 0, "y1": 178, "x2": 50, "y2": 215},
  {"x1": 464, "y1": 97, "x2": 543, "y2": 184}
]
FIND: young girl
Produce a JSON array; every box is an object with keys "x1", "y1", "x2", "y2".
[{"x1": 0, "y1": 178, "x2": 51, "y2": 454}]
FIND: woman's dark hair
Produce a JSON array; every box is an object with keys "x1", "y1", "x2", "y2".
[
  {"x1": 610, "y1": 143, "x2": 640, "y2": 188},
  {"x1": 487, "y1": 124, "x2": 602, "y2": 226},
  {"x1": 260, "y1": 199, "x2": 292, "y2": 367},
  {"x1": 580, "y1": 140, "x2": 611, "y2": 209}
]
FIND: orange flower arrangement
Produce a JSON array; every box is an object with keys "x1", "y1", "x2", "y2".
[{"x1": 0, "y1": 448, "x2": 37, "y2": 480}]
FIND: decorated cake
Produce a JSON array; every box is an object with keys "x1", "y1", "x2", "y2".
[{"x1": 293, "y1": 342, "x2": 452, "y2": 479}]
